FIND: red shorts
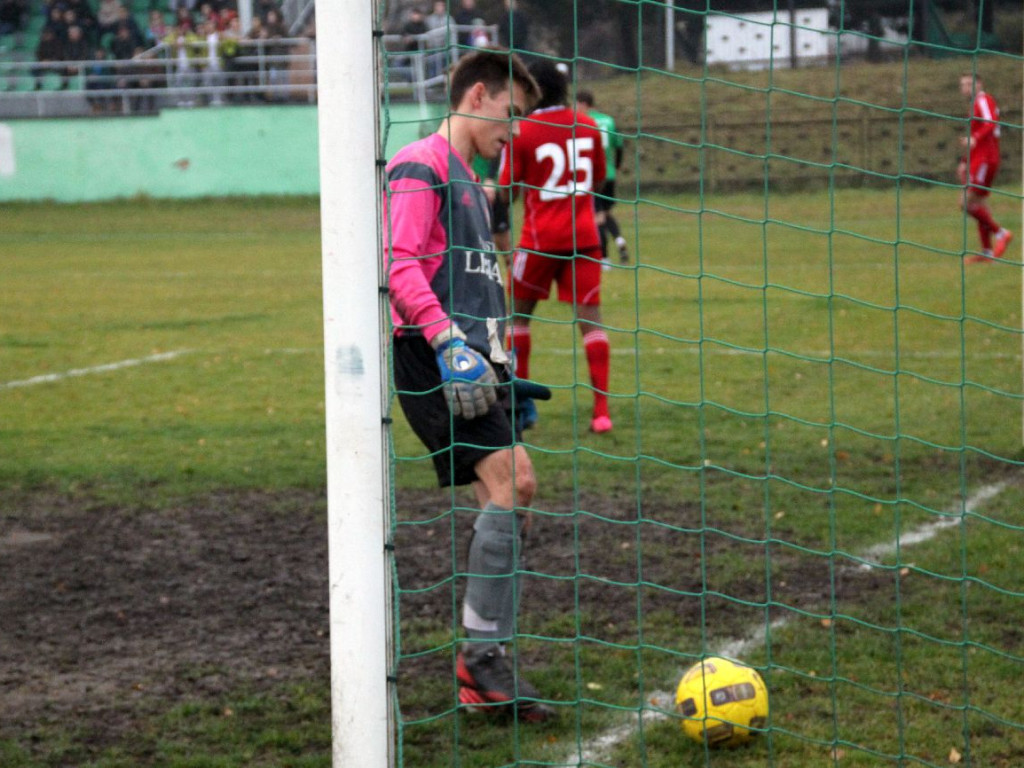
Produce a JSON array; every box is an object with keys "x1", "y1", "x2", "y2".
[
  {"x1": 967, "y1": 156, "x2": 999, "y2": 197},
  {"x1": 509, "y1": 246, "x2": 603, "y2": 306}
]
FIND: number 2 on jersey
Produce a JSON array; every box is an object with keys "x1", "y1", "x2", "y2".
[{"x1": 536, "y1": 137, "x2": 594, "y2": 201}]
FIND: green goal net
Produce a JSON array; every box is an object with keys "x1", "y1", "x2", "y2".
[{"x1": 380, "y1": 2, "x2": 1024, "y2": 766}]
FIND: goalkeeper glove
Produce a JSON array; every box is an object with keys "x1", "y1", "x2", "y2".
[
  {"x1": 431, "y1": 326, "x2": 498, "y2": 419},
  {"x1": 510, "y1": 378, "x2": 552, "y2": 432}
]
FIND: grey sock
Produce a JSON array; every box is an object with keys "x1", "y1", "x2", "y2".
[{"x1": 463, "y1": 502, "x2": 523, "y2": 641}]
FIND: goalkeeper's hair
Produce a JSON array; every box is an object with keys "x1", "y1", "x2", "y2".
[
  {"x1": 527, "y1": 59, "x2": 568, "y2": 110},
  {"x1": 448, "y1": 47, "x2": 540, "y2": 110}
]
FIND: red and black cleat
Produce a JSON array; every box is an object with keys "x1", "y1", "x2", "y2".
[{"x1": 456, "y1": 643, "x2": 556, "y2": 723}]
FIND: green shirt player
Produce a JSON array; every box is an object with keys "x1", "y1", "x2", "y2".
[{"x1": 576, "y1": 90, "x2": 630, "y2": 265}]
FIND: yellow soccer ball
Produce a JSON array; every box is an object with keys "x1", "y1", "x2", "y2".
[{"x1": 674, "y1": 656, "x2": 769, "y2": 747}]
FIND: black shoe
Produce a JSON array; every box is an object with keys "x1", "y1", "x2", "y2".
[
  {"x1": 456, "y1": 643, "x2": 555, "y2": 722},
  {"x1": 617, "y1": 239, "x2": 630, "y2": 264}
]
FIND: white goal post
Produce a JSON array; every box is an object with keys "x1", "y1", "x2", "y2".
[{"x1": 317, "y1": 1, "x2": 392, "y2": 767}]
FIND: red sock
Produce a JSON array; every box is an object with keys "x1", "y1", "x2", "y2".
[
  {"x1": 509, "y1": 325, "x2": 531, "y2": 379},
  {"x1": 583, "y1": 329, "x2": 610, "y2": 419},
  {"x1": 969, "y1": 204, "x2": 1000, "y2": 250}
]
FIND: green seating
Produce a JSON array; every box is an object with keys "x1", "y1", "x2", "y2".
[
  {"x1": 38, "y1": 69, "x2": 63, "y2": 90},
  {"x1": 13, "y1": 74, "x2": 37, "y2": 91}
]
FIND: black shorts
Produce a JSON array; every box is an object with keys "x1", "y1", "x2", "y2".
[
  {"x1": 392, "y1": 334, "x2": 516, "y2": 488},
  {"x1": 595, "y1": 179, "x2": 617, "y2": 214}
]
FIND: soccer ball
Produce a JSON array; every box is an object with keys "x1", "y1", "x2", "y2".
[{"x1": 674, "y1": 656, "x2": 769, "y2": 748}]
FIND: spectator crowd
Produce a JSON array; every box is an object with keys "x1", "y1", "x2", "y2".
[
  {"x1": 390, "y1": 0, "x2": 530, "y2": 53},
  {"x1": 4, "y1": 0, "x2": 534, "y2": 110},
  {"x1": 2, "y1": 0, "x2": 305, "y2": 109},
  {"x1": 387, "y1": 0, "x2": 531, "y2": 82}
]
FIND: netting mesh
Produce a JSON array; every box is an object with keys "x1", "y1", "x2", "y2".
[{"x1": 380, "y1": 2, "x2": 1024, "y2": 765}]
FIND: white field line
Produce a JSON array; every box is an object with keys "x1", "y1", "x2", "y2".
[
  {"x1": 559, "y1": 480, "x2": 1009, "y2": 766},
  {"x1": 567, "y1": 691, "x2": 676, "y2": 765},
  {"x1": 857, "y1": 481, "x2": 1008, "y2": 566},
  {"x1": 0, "y1": 348, "x2": 320, "y2": 392},
  {"x1": 1, "y1": 350, "x2": 193, "y2": 390},
  {"x1": 1, "y1": 348, "x2": 320, "y2": 393}
]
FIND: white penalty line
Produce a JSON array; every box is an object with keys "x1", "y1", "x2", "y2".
[
  {"x1": 559, "y1": 480, "x2": 1009, "y2": 766},
  {"x1": 1, "y1": 350, "x2": 194, "y2": 390}
]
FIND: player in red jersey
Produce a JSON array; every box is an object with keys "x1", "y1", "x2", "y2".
[
  {"x1": 958, "y1": 73, "x2": 1013, "y2": 264},
  {"x1": 498, "y1": 59, "x2": 613, "y2": 433}
]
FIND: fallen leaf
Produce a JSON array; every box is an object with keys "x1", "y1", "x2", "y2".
[{"x1": 949, "y1": 746, "x2": 962, "y2": 763}]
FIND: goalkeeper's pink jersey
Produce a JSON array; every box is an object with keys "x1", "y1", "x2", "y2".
[
  {"x1": 498, "y1": 105, "x2": 606, "y2": 253},
  {"x1": 383, "y1": 133, "x2": 506, "y2": 356}
]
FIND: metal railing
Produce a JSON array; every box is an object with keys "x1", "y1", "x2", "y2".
[
  {"x1": 0, "y1": 26, "x2": 497, "y2": 118},
  {"x1": 280, "y1": 0, "x2": 315, "y2": 36},
  {"x1": 0, "y1": 37, "x2": 316, "y2": 117},
  {"x1": 381, "y1": 25, "x2": 498, "y2": 104}
]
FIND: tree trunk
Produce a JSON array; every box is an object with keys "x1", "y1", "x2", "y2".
[
  {"x1": 979, "y1": 0, "x2": 994, "y2": 35},
  {"x1": 617, "y1": 3, "x2": 638, "y2": 69}
]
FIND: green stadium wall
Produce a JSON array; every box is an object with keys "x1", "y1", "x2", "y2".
[{"x1": 0, "y1": 102, "x2": 444, "y2": 203}]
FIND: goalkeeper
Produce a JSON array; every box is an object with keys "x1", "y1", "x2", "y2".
[{"x1": 383, "y1": 49, "x2": 553, "y2": 723}]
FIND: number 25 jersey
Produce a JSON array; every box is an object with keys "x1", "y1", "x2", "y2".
[{"x1": 498, "y1": 105, "x2": 606, "y2": 253}]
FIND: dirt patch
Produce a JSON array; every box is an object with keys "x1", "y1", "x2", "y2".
[
  {"x1": 0, "y1": 487, "x2": 890, "y2": 757},
  {"x1": 0, "y1": 489, "x2": 331, "y2": 750}
]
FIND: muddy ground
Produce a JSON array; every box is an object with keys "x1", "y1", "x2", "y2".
[{"x1": 0, "y1": 487, "x2": 889, "y2": 762}]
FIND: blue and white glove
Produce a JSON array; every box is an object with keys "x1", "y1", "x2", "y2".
[{"x1": 431, "y1": 326, "x2": 498, "y2": 419}]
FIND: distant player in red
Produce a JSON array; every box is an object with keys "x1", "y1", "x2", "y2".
[
  {"x1": 958, "y1": 73, "x2": 1013, "y2": 264},
  {"x1": 498, "y1": 59, "x2": 613, "y2": 433}
]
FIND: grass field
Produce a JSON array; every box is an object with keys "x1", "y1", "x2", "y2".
[
  {"x1": 2, "y1": 177, "x2": 1023, "y2": 768},
  {"x1": 600, "y1": 55, "x2": 1023, "y2": 195}
]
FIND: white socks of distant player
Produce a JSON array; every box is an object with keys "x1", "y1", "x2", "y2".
[{"x1": 463, "y1": 502, "x2": 522, "y2": 642}]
